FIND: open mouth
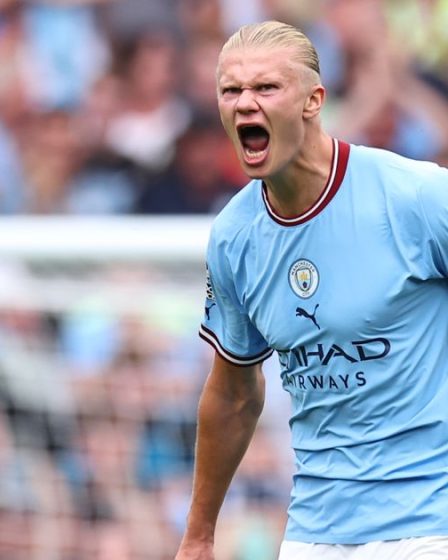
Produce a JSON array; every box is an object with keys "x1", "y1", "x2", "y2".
[{"x1": 238, "y1": 125, "x2": 270, "y2": 161}]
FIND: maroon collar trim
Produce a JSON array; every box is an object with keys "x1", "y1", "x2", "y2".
[{"x1": 262, "y1": 139, "x2": 350, "y2": 226}]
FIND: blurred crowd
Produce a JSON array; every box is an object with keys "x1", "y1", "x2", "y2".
[
  {"x1": 1, "y1": 0, "x2": 448, "y2": 558},
  {"x1": 0, "y1": 260, "x2": 292, "y2": 559},
  {"x1": 0, "y1": 0, "x2": 448, "y2": 216}
]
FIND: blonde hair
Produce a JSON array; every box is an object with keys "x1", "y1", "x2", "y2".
[{"x1": 219, "y1": 20, "x2": 320, "y2": 76}]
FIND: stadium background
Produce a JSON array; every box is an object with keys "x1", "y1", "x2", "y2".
[{"x1": 0, "y1": 0, "x2": 447, "y2": 558}]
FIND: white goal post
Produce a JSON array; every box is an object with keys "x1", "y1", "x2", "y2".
[
  {"x1": 0, "y1": 216, "x2": 213, "y2": 313},
  {"x1": 0, "y1": 215, "x2": 213, "y2": 262}
]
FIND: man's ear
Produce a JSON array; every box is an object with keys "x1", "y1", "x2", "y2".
[{"x1": 303, "y1": 85, "x2": 326, "y2": 119}]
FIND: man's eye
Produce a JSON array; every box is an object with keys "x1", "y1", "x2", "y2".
[
  {"x1": 222, "y1": 87, "x2": 240, "y2": 95},
  {"x1": 257, "y1": 84, "x2": 277, "y2": 92}
]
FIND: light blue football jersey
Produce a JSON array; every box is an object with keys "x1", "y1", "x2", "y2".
[{"x1": 199, "y1": 139, "x2": 448, "y2": 544}]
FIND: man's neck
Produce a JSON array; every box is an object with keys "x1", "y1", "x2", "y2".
[{"x1": 263, "y1": 132, "x2": 334, "y2": 218}]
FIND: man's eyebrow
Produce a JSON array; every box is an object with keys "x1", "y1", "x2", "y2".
[{"x1": 220, "y1": 72, "x2": 282, "y2": 85}]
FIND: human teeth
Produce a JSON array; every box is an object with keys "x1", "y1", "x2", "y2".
[{"x1": 246, "y1": 148, "x2": 265, "y2": 158}]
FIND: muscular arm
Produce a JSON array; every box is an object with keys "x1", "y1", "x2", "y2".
[{"x1": 175, "y1": 352, "x2": 265, "y2": 559}]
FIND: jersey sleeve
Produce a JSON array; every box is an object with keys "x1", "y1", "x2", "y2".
[
  {"x1": 417, "y1": 163, "x2": 448, "y2": 277},
  {"x1": 198, "y1": 228, "x2": 273, "y2": 366}
]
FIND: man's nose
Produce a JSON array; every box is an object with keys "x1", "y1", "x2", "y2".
[{"x1": 236, "y1": 88, "x2": 258, "y2": 112}]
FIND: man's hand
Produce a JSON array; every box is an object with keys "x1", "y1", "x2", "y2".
[{"x1": 174, "y1": 538, "x2": 214, "y2": 560}]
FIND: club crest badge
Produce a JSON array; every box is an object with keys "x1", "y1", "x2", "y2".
[{"x1": 289, "y1": 259, "x2": 319, "y2": 299}]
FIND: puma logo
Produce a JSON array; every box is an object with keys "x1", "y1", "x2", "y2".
[
  {"x1": 296, "y1": 303, "x2": 320, "y2": 330},
  {"x1": 205, "y1": 303, "x2": 216, "y2": 320}
]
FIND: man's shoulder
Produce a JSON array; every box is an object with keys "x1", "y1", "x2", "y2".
[
  {"x1": 351, "y1": 143, "x2": 444, "y2": 178},
  {"x1": 210, "y1": 179, "x2": 262, "y2": 241},
  {"x1": 350, "y1": 144, "x2": 447, "y2": 199}
]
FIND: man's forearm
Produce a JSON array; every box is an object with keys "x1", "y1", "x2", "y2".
[{"x1": 184, "y1": 362, "x2": 265, "y2": 541}]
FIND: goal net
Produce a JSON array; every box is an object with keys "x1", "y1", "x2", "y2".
[{"x1": 0, "y1": 216, "x2": 291, "y2": 560}]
